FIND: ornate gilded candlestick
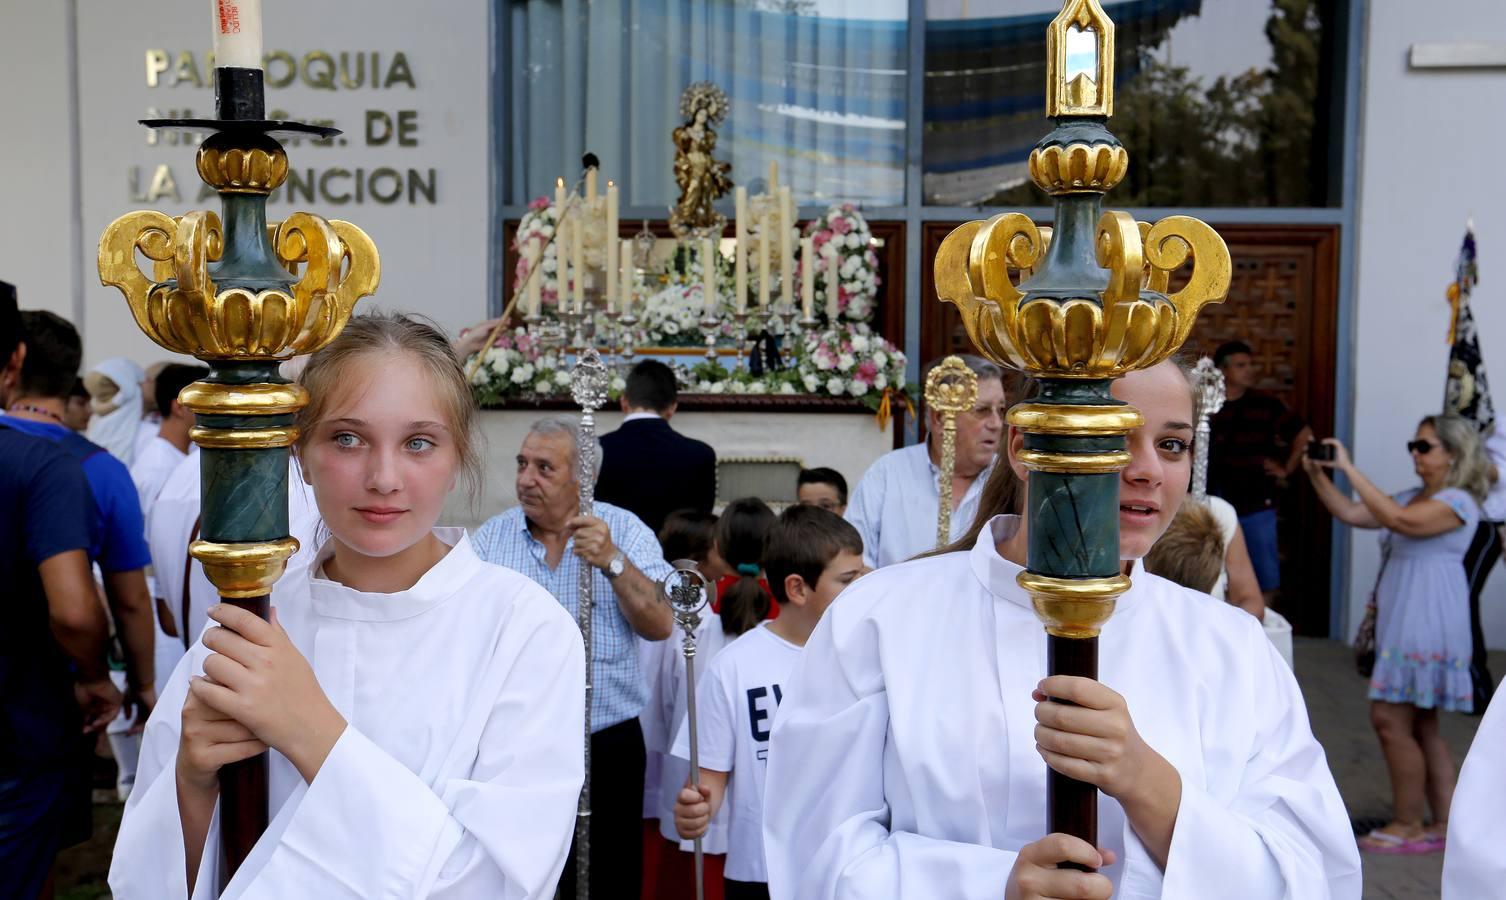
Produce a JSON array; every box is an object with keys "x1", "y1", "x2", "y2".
[
  {"x1": 569, "y1": 349, "x2": 611, "y2": 900},
  {"x1": 924, "y1": 356, "x2": 979, "y2": 548},
  {"x1": 933, "y1": 0, "x2": 1229, "y2": 857},
  {"x1": 98, "y1": 65, "x2": 379, "y2": 888},
  {"x1": 1190, "y1": 357, "x2": 1226, "y2": 501},
  {"x1": 733, "y1": 310, "x2": 753, "y2": 371},
  {"x1": 701, "y1": 307, "x2": 721, "y2": 367}
]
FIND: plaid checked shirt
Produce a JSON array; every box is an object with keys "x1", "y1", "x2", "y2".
[{"x1": 472, "y1": 501, "x2": 672, "y2": 732}]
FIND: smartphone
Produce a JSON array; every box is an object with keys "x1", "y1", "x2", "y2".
[{"x1": 1306, "y1": 441, "x2": 1334, "y2": 462}]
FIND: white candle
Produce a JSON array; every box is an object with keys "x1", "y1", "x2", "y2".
[
  {"x1": 619, "y1": 239, "x2": 634, "y2": 318},
  {"x1": 212, "y1": 0, "x2": 262, "y2": 69},
  {"x1": 554, "y1": 177, "x2": 566, "y2": 215},
  {"x1": 586, "y1": 167, "x2": 598, "y2": 203},
  {"x1": 527, "y1": 238, "x2": 542, "y2": 318},
  {"x1": 702, "y1": 238, "x2": 717, "y2": 315},
  {"x1": 734, "y1": 187, "x2": 748, "y2": 314},
  {"x1": 779, "y1": 186, "x2": 794, "y2": 312},
  {"x1": 801, "y1": 237, "x2": 815, "y2": 319},
  {"x1": 826, "y1": 249, "x2": 841, "y2": 320},
  {"x1": 758, "y1": 228, "x2": 770, "y2": 310},
  {"x1": 572, "y1": 215, "x2": 585, "y2": 312},
  {"x1": 605, "y1": 182, "x2": 619, "y2": 312},
  {"x1": 554, "y1": 179, "x2": 568, "y2": 309},
  {"x1": 768, "y1": 160, "x2": 779, "y2": 193}
]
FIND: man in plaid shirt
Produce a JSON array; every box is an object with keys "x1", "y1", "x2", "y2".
[{"x1": 472, "y1": 415, "x2": 673, "y2": 897}]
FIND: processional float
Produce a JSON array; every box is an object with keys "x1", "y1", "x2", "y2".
[
  {"x1": 96, "y1": 2, "x2": 379, "y2": 892},
  {"x1": 934, "y1": 0, "x2": 1230, "y2": 858}
]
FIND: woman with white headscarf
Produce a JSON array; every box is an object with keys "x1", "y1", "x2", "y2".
[{"x1": 85, "y1": 357, "x2": 146, "y2": 464}]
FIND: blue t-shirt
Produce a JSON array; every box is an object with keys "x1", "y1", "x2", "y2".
[
  {"x1": 0, "y1": 415, "x2": 151, "y2": 573},
  {"x1": 0, "y1": 423, "x2": 99, "y2": 772}
]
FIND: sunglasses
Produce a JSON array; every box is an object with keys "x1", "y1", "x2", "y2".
[{"x1": 1407, "y1": 440, "x2": 1436, "y2": 455}]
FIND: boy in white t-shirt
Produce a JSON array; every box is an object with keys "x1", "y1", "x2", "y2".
[{"x1": 672, "y1": 506, "x2": 865, "y2": 900}]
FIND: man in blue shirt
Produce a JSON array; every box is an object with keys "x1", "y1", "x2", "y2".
[
  {"x1": 5, "y1": 311, "x2": 157, "y2": 796},
  {"x1": 473, "y1": 415, "x2": 673, "y2": 899},
  {"x1": 0, "y1": 283, "x2": 120, "y2": 898}
]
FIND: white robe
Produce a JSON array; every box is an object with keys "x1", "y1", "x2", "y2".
[
  {"x1": 1443, "y1": 688, "x2": 1506, "y2": 897},
  {"x1": 108, "y1": 528, "x2": 585, "y2": 899},
  {"x1": 763, "y1": 515, "x2": 1360, "y2": 900}
]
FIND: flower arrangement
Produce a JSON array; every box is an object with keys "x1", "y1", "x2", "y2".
[
  {"x1": 511, "y1": 195, "x2": 611, "y2": 310},
  {"x1": 799, "y1": 204, "x2": 882, "y2": 325},
  {"x1": 467, "y1": 327, "x2": 626, "y2": 405},
  {"x1": 791, "y1": 324, "x2": 907, "y2": 402}
]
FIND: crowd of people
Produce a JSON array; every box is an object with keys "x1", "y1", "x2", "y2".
[{"x1": 3, "y1": 281, "x2": 1506, "y2": 898}]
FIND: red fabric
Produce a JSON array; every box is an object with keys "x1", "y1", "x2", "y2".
[
  {"x1": 711, "y1": 575, "x2": 780, "y2": 620},
  {"x1": 648, "y1": 834, "x2": 726, "y2": 900}
]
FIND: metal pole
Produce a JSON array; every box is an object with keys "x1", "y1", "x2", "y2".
[
  {"x1": 569, "y1": 349, "x2": 610, "y2": 900},
  {"x1": 98, "y1": 66, "x2": 378, "y2": 892},
  {"x1": 663, "y1": 564, "x2": 712, "y2": 900}
]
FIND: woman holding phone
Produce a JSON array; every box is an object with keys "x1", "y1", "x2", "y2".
[{"x1": 1305, "y1": 414, "x2": 1494, "y2": 854}]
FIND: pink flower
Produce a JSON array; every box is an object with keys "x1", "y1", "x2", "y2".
[
  {"x1": 842, "y1": 203, "x2": 855, "y2": 213},
  {"x1": 813, "y1": 231, "x2": 831, "y2": 251},
  {"x1": 855, "y1": 360, "x2": 878, "y2": 385},
  {"x1": 529, "y1": 196, "x2": 550, "y2": 211},
  {"x1": 830, "y1": 216, "x2": 852, "y2": 235}
]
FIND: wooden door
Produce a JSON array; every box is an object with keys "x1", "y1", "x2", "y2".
[{"x1": 919, "y1": 222, "x2": 1341, "y2": 636}]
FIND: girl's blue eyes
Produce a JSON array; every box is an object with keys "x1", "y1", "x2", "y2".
[{"x1": 331, "y1": 432, "x2": 436, "y2": 452}]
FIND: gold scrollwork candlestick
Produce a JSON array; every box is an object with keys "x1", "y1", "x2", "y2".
[
  {"x1": 97, "y1": 67, "x2": 379, "y2": 889},
  {"x1": 933, "y1": 0, "x2": 1230, "y2": 855},
  {"x1": 924, "y1": 356, "x2": 979, "y2": 548}
]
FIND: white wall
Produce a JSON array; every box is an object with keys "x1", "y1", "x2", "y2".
[
  {"x1": 0, "y1": 1, "x2": 79, "y2": 321},
  {"x1": 1351, "y1": 0, "x2": 1506, "y2": 646},
  {"x1": 2, "y1": 0, "x2": 492, "y2": 367}
]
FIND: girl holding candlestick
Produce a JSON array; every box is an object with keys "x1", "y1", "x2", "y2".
[{"x1": 110, "y1": 314, "x2": 584, "y2": 899}]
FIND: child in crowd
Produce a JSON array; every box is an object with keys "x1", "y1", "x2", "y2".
[
  {"x1": 672, "y1": 505, "x2": 866, "y2": 900},
  {"x1": 643, "y1": 500, "x2": 776, "y2": 900},
  {"x1": 641, "y1": 509, "x2": 722, "y2": 900},
  {"x1": 796, "y1": 467, "x2": 848, "y2": 516}
]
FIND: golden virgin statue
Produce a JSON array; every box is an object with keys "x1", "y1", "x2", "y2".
[{"x1": 669, "y1": 81, "x2": 732, "y2": 238}]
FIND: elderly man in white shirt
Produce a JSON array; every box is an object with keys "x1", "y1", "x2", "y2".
[{"x1": 845, "y1": 354, "x2": 1005, "y2": 567}]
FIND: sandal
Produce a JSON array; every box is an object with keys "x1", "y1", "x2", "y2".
[{"x1": 1358, "y1": 828, "x2": 1443, "y2": 855}]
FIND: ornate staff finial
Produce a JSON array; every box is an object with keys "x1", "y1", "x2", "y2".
[
  {"x1": 924, "y1": 356, "x2": 980, "y2": 548},
  {"x1": 1190, "y1": 357, "x2": 1226, "y2": 501},
  {"x1": 931, "y1": 0, "x2": 1231, "y2": 859}
]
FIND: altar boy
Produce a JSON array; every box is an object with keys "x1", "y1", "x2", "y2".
[{"x1": 671, "y1": 506, "x2": 864, "y2": 900}]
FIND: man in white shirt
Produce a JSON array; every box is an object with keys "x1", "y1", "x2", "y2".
[
  {"x1": 845, "y1": 354, "x2": 1005, "y2": 567},
  {"x1": 129, "y1": 363, "x2": 206, "y2": 513}
]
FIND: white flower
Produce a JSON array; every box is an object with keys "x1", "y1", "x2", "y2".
[
  {"x1": 664, "y1": 321, "x2": 681, "y2": 335},
  {"x1": 850, "y1": 334, "x2": 870, "y2": 352},
  {"x1": 780, "y1": 382, "x2": 797, "y2": 395},
  {"x1": 697, "y1": 380, "x2": 713, "y2": 391},
  {"x1": 710, "y1": 382, "x2": 726, "y2": 394},
  {"x1": 803, "y1": 373, "x2": 820, "y2": 392},
  {"x1": 825, "y1": 376, "x2": 845, "y2": 395},
  {"x1": 534, "y1": 377, "x2": 554, "y2": 394},
  {"x1": 850, "y1": 380, "x2": 869, "y2": 397},
  {"x1": 542, "y1": 256, "x2": 558, "y2": 274},
  {"x1": 837, "y1": 353, "x2": 856, "y2": 372},
  {"x1": 873, "y1": 350, "x2": 889, "y2": 368},
  {"x1": 611, "y1": 376, "x2": 626, "y2": 392},
  {"x1": 874, "y1": 373, "x2": 888, "y2": 390},
  {"x1": 469, "y1": 366, "x2": 489, "y2": 387},
  {"x1": 730, "y1": 381, "x2": 747, "y2": 394},
  {"x1": 539, "y1": 224, "x2": 554, "y2": 238},
  {"x1": 846, "y1": 233, "x2": 862, "y2": 249},
  {"x1": 554, "y1": 370, "x2": 571, "y2": 386},
  {"x1": 513, "y1": 363, "x2": 535, "y2": 384},
  {"x1": 815, "y1": 354, "x2": 834, "y2": 371}
]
